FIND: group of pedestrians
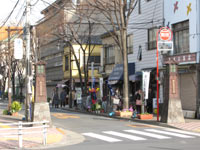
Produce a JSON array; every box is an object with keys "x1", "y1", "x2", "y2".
[{"x1": 52, "y1": 88, "x2": 68, "y2": 108}]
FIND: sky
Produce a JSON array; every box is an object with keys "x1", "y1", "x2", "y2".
[{"x1": 0, "y1": 0, "x2": 56, "y2": 26}]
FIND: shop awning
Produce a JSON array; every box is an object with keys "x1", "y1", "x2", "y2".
[
  {"x1": 108, "y1": 63, "x2": 135, "y2": 85},
  {"x1": 129, "y1": 72, "x2": 142, "y2": 82}
]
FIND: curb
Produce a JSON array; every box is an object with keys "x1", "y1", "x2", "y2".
[
  {"x1": 26, "y1": 128, "x2": 85, "y2": 150},
  {"x1": 0, "y1": 114, "x2": 85, "y2": 150},
  {"x1": 61, "y1": 108, "x2": 173, "y2": 129}
]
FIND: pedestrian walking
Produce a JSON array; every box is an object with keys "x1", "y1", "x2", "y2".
[
  {"x1": 60, "y1": 88, "x2": 67, "y2": 108},
  {"x1": 135, "y1": 89, "x2": 142, "y2": 114},
  {"x1": 72, "y1": 90, "x2": 77, "y2": 107},
  {"x1": 53, "y1": 88, "x2": 59, "y2": 108},
  {"x1": 51, "y1": 88, "x2": 56, "y2": 107},
  {"x1": 147, "y1": 88, "x2": 154, "y2": 114}
]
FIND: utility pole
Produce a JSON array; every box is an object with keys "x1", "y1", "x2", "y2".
[
  {"x1": 7, "y1": 26, "x2": 12, "y2": 112},
  {"x1": 5, "y1": 27, "x2": 23, "y2": 111},
  {"x1": 25, "y1": 0, "x2": 31, "y2": 121},
  {"x1": 69, "y1": 44, "x2": 72, "y2": 108}
]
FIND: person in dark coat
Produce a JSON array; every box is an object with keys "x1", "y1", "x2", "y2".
[
  {"x1": 147, "y1": 88, "x2": 154, "y2": 113},
  {"x1": 53, "y1": 89, "x2": 59, "y2": 108},
  {"x1": 60, "y1": 88, "x2": 67, "y2": 108}
]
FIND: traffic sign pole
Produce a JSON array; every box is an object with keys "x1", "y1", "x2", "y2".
[
  {"x1": 156, "y1": 30, "x2": 159, "y2": 122},
  {"x1": 156, "y1": 27, "x2": 173, "y2": 122}
]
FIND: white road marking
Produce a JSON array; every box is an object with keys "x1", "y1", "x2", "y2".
[
  {"x1": 145, "y1": 129, "x2": 194, "y2": 138},
  {"x1": 82, "y1": 133, "x2": 122, "y2": 142},
  {"x1": 124, "y1": 129, "x2": 171, "y2": 139},
  {"x1": 103, "y1": 131, "x2": 146, "y2": 141},
  {"x1": 164, "y1": 128, "x2": 200, "y2": 137}
]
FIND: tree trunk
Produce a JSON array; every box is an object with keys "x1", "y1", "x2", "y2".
[
  {"x1": 122, "y1": 28, "x2": 129, "y2": 109},
  {"x1": 12, "y1": 73, "x2": 15, "y2": 96}
]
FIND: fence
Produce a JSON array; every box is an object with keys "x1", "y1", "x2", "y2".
[{"x1": 0, "y1": 121, "x2": 49, "y2": 148}]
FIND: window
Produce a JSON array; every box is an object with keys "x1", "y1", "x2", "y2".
[
  {"x1": 138, "y1": 0, "x2": 141, "y2": 14},
  {"x1": 137, "y1": 45, "x2": 142, "y2": 61},
  {"x1": 127, "y1": 34, "x2": 133, "y2": 54},
  {"x1": 126, "y1": 0, "x2": 130, "y2": 10},
  {"x1": 88, "y1": 56, "x2": 100, "y2": 66},
  {"x1": 173, "y1": 20, "x2": 189, "y2": 54},
  {"x1": 105, "y1": 45, "x2": 115, "y2": 64},
  {"x1": 147, "y1": 28, "x2": 158, "y2": 50},
  {"x1": 65, "y1": 56, "x2": 69, "y2": 71}
]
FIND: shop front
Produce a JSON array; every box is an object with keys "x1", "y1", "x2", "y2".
[{"x1": 107, "y1": 63, "x2": 135, "y2": 108}]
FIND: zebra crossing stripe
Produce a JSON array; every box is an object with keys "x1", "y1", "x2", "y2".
[
  {"x1": 124, "y1": 130, "x2": 171, "y2": 139},
  {"x1": 145, "y1": 129, "x2": 194, "y2": 138},
  {"x1": 164, "y1": 128, "x2": 200, "y2": 137},
  {"x1": 82, "y1": 133, "x2": 122, "y2": 142},
  {"x1": 103, "y1": 131, "x2": 146, "y2": 141}
]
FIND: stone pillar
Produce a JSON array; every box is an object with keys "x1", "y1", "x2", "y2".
[
  {"x1": 32, "y1": 61, "x2": 52, "y2": 126},
  {"x1": 161, "y1": 62, "x2": 185, "y2": 123}
]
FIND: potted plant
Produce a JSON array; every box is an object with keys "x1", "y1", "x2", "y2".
[
  {"x1": 11, "y1": 101, "x2": 22, "y2": 116},
  {"x1": 137, "y1": 113, "x2": 153, "y2": 120},
  {"x1": 115, "y1": 107, "x2": 134, "y2": 118},
  {"x1": 95, "y1": 103, "x2": 101, "y2": 114}
]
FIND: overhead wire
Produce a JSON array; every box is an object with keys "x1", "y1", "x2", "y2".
[
  {"x1": 0, "y1": 0, "x2": 21, "y2": 30},
  {"x1": 15, "y1": 0, "x2": 26, "y2": 20},
  {"x1": 30, "y1": 0, "x2": 40, "y2": 6}
]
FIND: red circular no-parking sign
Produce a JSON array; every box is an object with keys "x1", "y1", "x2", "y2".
[{"x1": 159, "y1": 28, "x2": 172, "y2": 41}]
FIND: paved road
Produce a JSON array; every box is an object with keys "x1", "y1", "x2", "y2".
[{"x1": 48, "y1": 108, "x2": 200, "y2": 150}]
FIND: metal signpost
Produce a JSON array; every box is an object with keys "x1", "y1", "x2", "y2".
[{"x1": 156, "y1": 27, "x2": 173, "y2": 121}]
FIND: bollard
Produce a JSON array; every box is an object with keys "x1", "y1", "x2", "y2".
[{"x1": 43, "y1": 121, "x2": 47, "y2": 145}]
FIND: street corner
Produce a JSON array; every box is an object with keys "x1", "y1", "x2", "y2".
[
  {"x1": 52, "y1": 112, "x2": 80, "y2": 119},
  {"x1": 193, "y1": 128, "x2": 200, "y2": 133},
  {"x1": 32, "y1": 126, "x2": 86, "y2": 149}
]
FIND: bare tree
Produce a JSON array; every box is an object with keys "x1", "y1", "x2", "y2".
[
  {"x1": 84, "y1": 0, "x2": 138, "y2": 109},
  {"x1": 16, "y1": 60, "x2": 26, "y2": 103},
  {"x1": 53, "y1": 3, "x2": 103, "y2": 96}
]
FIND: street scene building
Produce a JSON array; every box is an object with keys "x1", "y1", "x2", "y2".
[{"x1": 0, "y1": 0, "x2": 200, "y2": 149}]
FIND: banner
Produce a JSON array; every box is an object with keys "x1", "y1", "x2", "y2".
[
  {"x1": 99, "y1": 78, "x2": 103, "y2": 98},
  {"x1": 75, "y1": 87, "x2": 82, "y2": 104},
  {"x1": 142, "y1": 71, "x2": 150, "y2": 100}
]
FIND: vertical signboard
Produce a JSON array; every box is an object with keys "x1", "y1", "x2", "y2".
[
  {"x1": 14, "y1": 38, "x2": 23, "y2": 60},
  {"x1": 142, "y1": 71, "x2": 150, "y2": 100},
  {"x1": 99, "y1": 77, "x2": 103, "y2": 98}
]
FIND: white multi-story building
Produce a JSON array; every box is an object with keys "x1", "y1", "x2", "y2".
[
  {"x1": 127, "y1": 0, "x2": 164, "y2": 106},
  {"x1": 128, "y1": 0, "x2": 200, "y2": 118},
  {"x1": 164, "y1": 0, "x2": 200, "y2": 118}
]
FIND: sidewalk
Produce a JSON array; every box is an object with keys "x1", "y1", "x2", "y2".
[
  {"x1": 62, "y1": 106, "x2": 200, "y2": 133},
  {"x1": 0, "y1": 108, "x2": 85, "y2": 149}
]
